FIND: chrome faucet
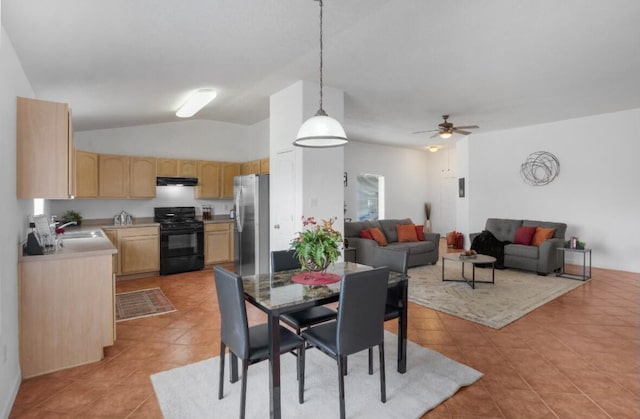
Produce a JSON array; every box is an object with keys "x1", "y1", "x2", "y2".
[{"x1": 57, "y1": 221, "x2": 77, "y2": 229}]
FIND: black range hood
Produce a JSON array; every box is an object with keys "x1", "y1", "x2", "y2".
[{"x1": 156, "y1": 176, "x2": 198, "y2": 187}]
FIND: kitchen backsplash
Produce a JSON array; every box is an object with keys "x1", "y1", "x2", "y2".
[{"x1": 48, "y1": 186, "x2": 233, "y2": 220}]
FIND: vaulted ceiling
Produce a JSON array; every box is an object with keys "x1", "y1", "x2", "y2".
[{"x1": 4, "y1": 0, "x2": 640, "y2": 149}]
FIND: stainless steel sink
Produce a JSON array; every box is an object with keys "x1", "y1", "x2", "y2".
[{"x1": 62, "y1": 230, "x2": 104, "y2": 239}]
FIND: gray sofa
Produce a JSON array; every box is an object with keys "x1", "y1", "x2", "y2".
[
  {"x1": 344, "y1": 218, "x2": 440, "y2": 268},
  {"x1": 470, "y1": 218, "x2": 567, "y2": 275}
]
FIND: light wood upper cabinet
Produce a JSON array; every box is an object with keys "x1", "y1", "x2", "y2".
[
  {"x1": 17, "y1": 97, "x2": 74, "y2": 199},
  {"x1": 75, "y1": 150, "x2": 99, "y2": 198},
  {"x1": 196, "y1": 160, "x2": 221, "y2": 198},
  {"x1": 178, "y1": 160, "x2": 198, "y2": 177},
  {"x1": 241, "y1": 160, "x2": 261, "y2": 175},
  {"x1": 99, "y1": 154, "x2": 129, "y2": 198},
  {"x1": 260, "y1": 158, "x2": 270, "y2": 174},
  {"x1": 221, "y1": 162, "x2": 241, "y2": 198},
  {"x1": 205, "y1": 222, "x2": 234, "y2": 265},
  {"x1": 156, "y1": 158, "x2": 178, "y2": 177},
  {"x1": 129, "y1": 156, "x2": 157, "y2": 198}
]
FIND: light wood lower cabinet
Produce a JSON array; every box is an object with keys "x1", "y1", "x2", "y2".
[
  {"x1": 19, "y1": 254, "x2": 114, "y2": 378},
  {"x1": 205, "y1": 222, "x2": 234, "y2": 265},
  {"x1": 104, "y1": 226, "x2": 159, "y2": 275}
]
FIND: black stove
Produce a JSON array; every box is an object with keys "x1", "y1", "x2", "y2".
[{"x1": 154, "y1": 207, "x2": 204, "y2": 275}]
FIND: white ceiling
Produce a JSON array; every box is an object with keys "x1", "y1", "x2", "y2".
[{"x1": 3, "y1": 0, "x2": 640, "y2": 149}]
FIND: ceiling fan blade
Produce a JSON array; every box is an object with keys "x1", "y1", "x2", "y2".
[
  {"x1": 412, "y1": 129, "x2": 439, "y2": 134},
  {"x1": 453, "y1": 129, "x2": 472, "y2": 135},
  {"x1": 453, "y1": 125, "x2": 479, "y2": 130}
]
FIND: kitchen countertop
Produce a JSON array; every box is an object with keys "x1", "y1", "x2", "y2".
[
  {"x1": 19, "y1": 227, "x2": 117, "y2": 262},
  {"x1": 81, "y1": 215, "x2": 234, "y2": 229}
]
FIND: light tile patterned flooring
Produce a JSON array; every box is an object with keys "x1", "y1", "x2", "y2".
[{"x1": 9, "y1": 242, "x2": 640, "y2": 418}]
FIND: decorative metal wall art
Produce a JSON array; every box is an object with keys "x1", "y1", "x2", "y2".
[{"x1": 520, "y1": 151, "x2": 560, "y2": 186}]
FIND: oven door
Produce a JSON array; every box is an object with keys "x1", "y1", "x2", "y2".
[{"x1": 160, "y1": 228, "x2": 204, "y2": 258}]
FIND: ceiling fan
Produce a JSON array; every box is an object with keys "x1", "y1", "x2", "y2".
[{"x1": 413, "y1": 115, "x2": 479, "y2": 139}]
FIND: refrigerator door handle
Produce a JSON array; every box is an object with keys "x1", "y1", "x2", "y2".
[{"x1": 235, "y1": 187, "x2": 243, "y2": 232}]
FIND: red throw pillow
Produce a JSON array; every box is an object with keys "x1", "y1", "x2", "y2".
[
  {"x1": 368, "y1": 227, "x2": 388, "y2": 246},
  {"x1": 513, "y1": 226, "x2": 537, "y2": 245},
  {"x1": 396, "y1": 224, "x2": 418, "y2": 242},
  {"x1": 359, "y1": 229, "x2": 374, "y2": 240},
  {"x1": 531, "y1": 227, "x2": 555, "y2": 246},
  {"x1": 415, "y1": 225, "x2": 425, "y2": 241}
]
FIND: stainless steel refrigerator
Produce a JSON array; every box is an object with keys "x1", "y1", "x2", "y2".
[{"x1": 233, "y1": 174, "x2": 270, "y2": 276}]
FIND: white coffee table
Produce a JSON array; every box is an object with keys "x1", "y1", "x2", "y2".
[{"x1": 442, "y1": 253, "x2": 496, "y2": 289}]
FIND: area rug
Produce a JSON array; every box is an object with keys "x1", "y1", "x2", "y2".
[
  {"x1": 115, "y1": 288, "x2": 176, "y2": 322},
  {"x1": 408, "y1": 262, "x2": 588, "y2": 329},
  {"x1": 151, "y1": 331, "x2": 482, "y2": 419}
]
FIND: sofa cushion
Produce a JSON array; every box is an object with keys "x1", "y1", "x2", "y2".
[
  {"x1": 513, "y1": 226, "x2": 537, "y2": 245},
  {"x1": 344, "y1": 220, "x2": 380, "y2": 238},
  {"x1": 390, "y1": 241, "x2": 435, "y2": 255},
  {"x1": 531, "y1": 227, "x2": 555, "y2": 246},
  {"x1": 485, "y1": 218, "x2": 523, "y2": 242},
  {"x1": 523, "y1": 220, "x2": 567, "y2": 239},
  {"x1": 359, "y1": 229, "x2": 374, "y2": 240},
  {"x1": 397, "y1": 224, "x2": 418, "y2": 242},
  {"x1": 415, "y1": 225, "x2": 425, "y2": 241},
  {"x1": 504, "y1": 243, "x2": 539, "y2": 259},
  {"x1": 369, "y1": 227, "x2": 388, "y2": 246},
  {"x1": 378, "y1": 219, "x2": 413, "y2": 243}
]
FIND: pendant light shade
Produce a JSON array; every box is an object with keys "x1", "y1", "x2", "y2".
[
  {"x1": 293, "y1": 0, "x2": 348, "y2": 148},
  {"x1": 294, "y1": 109, "x2": 348, "y2": 148}
]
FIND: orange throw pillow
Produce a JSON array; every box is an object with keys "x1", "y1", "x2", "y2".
[
  {"x1": 531, "y1": 227, "x2": 555, "y2": 246},
  {"x1": 368, "y1": 227, "x2": 388, "y2": 246},
  {"x1": 397, "y1": 224, "x2": 418, "y2": 242}
]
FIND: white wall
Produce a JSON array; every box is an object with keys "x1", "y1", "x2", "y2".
[
  {"x1": 75, "y1": 118, "x2": 269, "y2": 161},
  {"x1": 425, "y1": 147, "x2": 458, "y2": 235},
  {"x1": 344, "y1": 141, "x2": 430, "y2": 226},
  {"x1": 464, "y1": 108, "x2": 640, "y2": 273},
  {"x1": 0, "y1": 26, "x2": 36, "y2": 418}
]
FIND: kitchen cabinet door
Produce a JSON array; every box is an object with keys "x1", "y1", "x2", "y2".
[
  {"x1": 75, "y1": 150, "x2": 99, "y2": 198},
  {"x1": 205, "y1": 223, "x2": 234, "y2": 264},
  {"x1": 241, "y1": 160, "x2": 261, "y2": 175},
  {"x1": 260, "y1": 158, "x2": 270, "y2": 174},
  {"x1": 196, "y1": 160, "x2": 221, "y2": 198},
  {"x1": 17, "y1": 97, "x2": 74, "y2": 199},
  {"x1": 178, "y1": 160, "x2": 198, "y2": 177},
  {"x1": 103, "y1": 228, "x2": 120, "y2": 274},
  {"x1": 129, "y1": 156, "x2": 157, "y2": 198},
  {"x1": 99, "y1": 154, "x2": 129, "y2": 198},
  {"x1": 119, "y1": 227, "x2": 160, "y2": 274},
  {"x1": 221, "y1": 162, "x2": 241, "y2": 198},
  {"x1": 156, "y1": 158, "x2": 178, "y2": 176}
]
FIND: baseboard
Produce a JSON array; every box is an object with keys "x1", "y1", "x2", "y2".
[{"x1": 0, "y1": 369, "x2": 22, "y2": 418}]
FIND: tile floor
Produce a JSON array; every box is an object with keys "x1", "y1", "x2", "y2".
[{"x1": 9, "y1": 242, "x2": 640, "y2": 418}]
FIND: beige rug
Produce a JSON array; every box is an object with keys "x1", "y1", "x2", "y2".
[
  {"x1": 151, "y1": 331, "x2": 482, "y2": 419},
  {"x1": 408, "y1": 261, "x2": 588, "y2": 329},
  {"x1": 115, "y1": 288, "x2": 176, "y2": 322}
]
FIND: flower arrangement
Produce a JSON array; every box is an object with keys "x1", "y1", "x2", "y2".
[{"x1": 290, "y1": 216, "x2": 343, "y2": 272}]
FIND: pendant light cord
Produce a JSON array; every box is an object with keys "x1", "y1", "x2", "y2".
[{"x1": 318, "y1": 0, "x2": 324, "y2": 113}]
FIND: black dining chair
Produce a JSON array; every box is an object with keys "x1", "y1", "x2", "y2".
[
  {"x1": 301, "y1": 267, "x2": 390, "y2": 419},
  {"x1": 369, "y1": 247, "x2": 409, "y2": 372},
  {"x1": 213, "y1": 266, "x2": 306, "y2": 419},
  {"x1": 271, "y1": 249, "x2": 338, "y2": 334}
]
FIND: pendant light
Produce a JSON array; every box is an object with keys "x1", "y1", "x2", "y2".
[{"x1": 293, "y1": 0, "x2": 348, "y2": 148}]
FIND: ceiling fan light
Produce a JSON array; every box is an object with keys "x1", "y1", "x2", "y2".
[
  {"x1": 439, "y1": 131, "x2": 453, "y2": 139},
  {"x1": 427, "y1": 145, "x2": 439, "y2": 152},
  {"x1": 293, "y1": 112, "x2": 348, "y2": 148},
  {"x1": 176, "y1": 89, "x2": 217, "y2": 118}
]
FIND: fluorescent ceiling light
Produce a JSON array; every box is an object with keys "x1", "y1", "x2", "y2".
[{"x1": 176, "y1": 89, "x2": 217, "y2": 118}]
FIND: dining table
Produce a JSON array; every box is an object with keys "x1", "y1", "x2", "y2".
[{"x1": 235, "y1": 261, "x2": 408, "y2": 419}]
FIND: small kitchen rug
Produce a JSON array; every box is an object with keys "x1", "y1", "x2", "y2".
[{"x1": 115, "y1": 288, "x2": 176, "y2": 322}]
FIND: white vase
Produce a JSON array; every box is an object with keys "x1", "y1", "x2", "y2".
[{"x1": 424, "y1": 220, "x2": 432, "y2": 233}]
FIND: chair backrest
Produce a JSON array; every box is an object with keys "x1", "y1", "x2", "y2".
[
  {"x1": 271, "y1": 249, "x2": 301, "y2": 272},
  {"x1": 214, "y1": 266, "x2": 250, "y2": 359},
  {"x1": 336, "y1": 267, "x2": 390, "y2": 356},
  {"x1": 372, "y1": 247, "x2": 408, "y2": 276}
]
